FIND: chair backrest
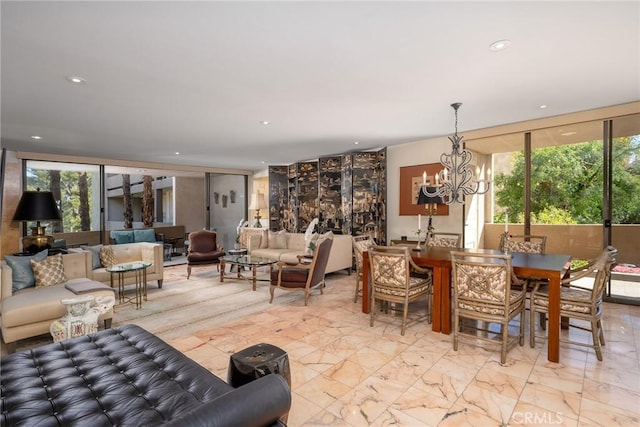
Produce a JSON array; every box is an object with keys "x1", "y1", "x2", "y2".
[
  {"x1": 450, "y1": 252, "x2": 514, "y2": 316},
  {"x1": 368, "y1": 245, "x2": 411, "y2": 293},
  {"x1": 502, "y1": 234, "x2": 546, "y2": 254},
  {"x1": 426, "y1": 232, "x2": 461, "y2": 248},
  {"x1": 188, "y1": 230, "x2": 219, "y2": 253},
  {"x1": 308, "y1": 236, "x2": 333, "y2": 287},
  {"x1": 352, "y1": 235, "x2": 375, "y2": 273}
]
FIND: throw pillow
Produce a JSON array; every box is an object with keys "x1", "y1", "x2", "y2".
[
  {"x1": 31, "y1": 253, "x2": 67, "y2": 288},
  {"x1": 110, "y1": 230, "x2": 134, "y2": 244},
  {"x1": 80, "y1": 244, "x2": 103, "y2": 269},
  {"x1": 268, "y1": 230, "x2": 287, "y2": 249},
  {"x1": 99, "y1": 245, "x2": 117, "y2": 268},
  {"x1": 260, "y1": 229, "x2": 269, "y2": 249},
  {"x1": 5, "y1": 249, "x2": 49, "y2": 292},
  {"x1": 134, "y1": 228, "x2": 157, "y2": 243}
]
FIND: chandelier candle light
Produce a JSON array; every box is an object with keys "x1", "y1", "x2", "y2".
[{"x1": 421, "y1": 103, "x2": 491, "y2": 204}]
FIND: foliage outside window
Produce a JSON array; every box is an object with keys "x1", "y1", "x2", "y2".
[
  {"x1": 494, "y1": 136, "x2": 640, "y2": 225},
  {"x1": 26, "y1": 161, "x2": 100, "y2": 232}
]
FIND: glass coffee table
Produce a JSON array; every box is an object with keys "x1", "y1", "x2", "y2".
[
  {"x1": 106, "y1": 261, "x2": 151, "y2": 309},
  {"x1": 219, "y1": 255, "x2": 277, "y2": 291}
]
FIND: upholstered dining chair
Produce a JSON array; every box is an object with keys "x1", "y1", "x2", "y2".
[
  {"x1": 425, "y1": 232, "x2": 461, "y2": 248},
  {"x1": 368, "y1": 245, "x2": 432, "y2": 335},
  {"x1": 352, "y1": 234, "x2": 375, "y2": 303},
  {"x1": 270, "y1": 236, "x2": 333, "y2": 306},
  {"x1": 530, "y1": 246, "x2": 617, "y2": 361},
  {"x1": 450, "y1": 251, "x2": 526, "y2": 364},
  {"x1": 186, "y1": 230, "x2": 225, "y2": 279},
  {"x1": 502, "y1": 234, "x2": 547, "y2": 254}
]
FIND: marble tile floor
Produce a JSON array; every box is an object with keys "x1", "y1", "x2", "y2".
[{"x1": 3, "y1": 264, "x2": 639, "y2": 426}]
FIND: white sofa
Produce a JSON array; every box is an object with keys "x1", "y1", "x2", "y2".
[
  {"x1": 245, "y1": 230, "x2": 352, "y2": 274},
  {"x1": 72, "y1": 242, "x2": 164, "y2": 288},
  {"x1": 1, "y1": 251, "x2": 115, "y2": 353}
]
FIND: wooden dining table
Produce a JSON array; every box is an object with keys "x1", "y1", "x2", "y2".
[{"x1": 362, "y1": 246, "x2": 571, "y2": 363}]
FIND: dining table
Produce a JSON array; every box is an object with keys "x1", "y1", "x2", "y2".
[{"x1": 361, "y1": 246, "x2": 571, "y2": 363}]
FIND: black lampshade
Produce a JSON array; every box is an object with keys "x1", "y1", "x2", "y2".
[
  {"x1": 12, "y1": 190, "x2": 62, "y2": 222},
  {"x1": 417, "y1": 186, "x2": 445, "y2": 205}
]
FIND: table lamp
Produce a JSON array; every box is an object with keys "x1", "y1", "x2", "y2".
[
  {"x1": 248, "y1": 192, "x2": 268, "y2": 228},
  {"x1": 12, "y1": 189, "x2": 63, "y2": 253}
]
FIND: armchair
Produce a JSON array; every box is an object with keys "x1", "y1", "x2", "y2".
[
  {"x1": 269, "y1": 236, "x2": 333, "y2": 306},
  {"x1": 352, "y1": 234, "x2": 375, "y2": 303},
  {"x1": 186, "y1": 230, "x2": 225, "y2": 279}
]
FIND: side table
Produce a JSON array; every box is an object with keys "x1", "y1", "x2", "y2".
[
  {"x1": 50, "y1": 295, "x2": 115, "y2": 342},
  {"x1": 106, "y1": 261, "x2": 151, "y2": 309}
]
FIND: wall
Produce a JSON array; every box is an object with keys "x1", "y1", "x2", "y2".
[
  {"x1": 175, "y1": 176, "x2": 205, "y2": 236},
  {"x1": 387, "y1": 137, "x2": 464, "y2": 241},
  {"x1": 211, "y1": 174, "x2": 245, "y2": 251}
]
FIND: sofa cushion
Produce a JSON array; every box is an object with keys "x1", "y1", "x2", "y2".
[
  {"x1": 268, "y1": 230, "x2": 287, "y2": 249},
  {"x1": 31, "y1": 253, "x2": 67, "y2": 288},
  {"x1": 1, "y1": 279, "x2": 114, "y2": 328},
  {"x1": 5, "y1": 249, "x2": 49, "y2": 292},
  {"x1": 134, "y1": 228, "x2": 157, "y2": 243},
  {"x1": 99, "y1": 246, "x2": 117, "y2": 267},
  {"x1": 111, "y1": 230, "x2": 134, "y2": 244},
  {"x1": 80, "y1": 244, "x2": 103, "y2": 269}
]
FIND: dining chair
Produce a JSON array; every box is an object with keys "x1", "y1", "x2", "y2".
[
  {"x1": 529, "y1": 246, "x2": 617, "y2": 361},
  {"x1": 450, "y1": 251, "x2": 526, "y2": 364},
  {"x1": 501, "y1": 234, "x2": 547, "y2": 254},
  {"x1": 368, "y1": 245, "x2": 432, "y2": 335},
  {"x1": 425, "y1": 232, "x2": 461, "y2": 248},
  {"x1": 352, "y1": 235, "x2": 375, "y2": 303},
  {"x1": 269, "y1": 236, "x2": 333, "y2": 306}
]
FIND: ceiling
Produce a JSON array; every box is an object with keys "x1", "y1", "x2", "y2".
[{"x1": 2, "y1": 1, "x2": 639, "y2": 172}]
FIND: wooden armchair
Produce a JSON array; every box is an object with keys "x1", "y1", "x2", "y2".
[
  {"x1": 269, "y1": 236, "x2": 333, "y2": 306},
  {"x1": 352, "y1": 235, "x2": 375, "y2": 303},
  {"x1": 186, "y1": 230, "x2": 225, "y2": 279}
]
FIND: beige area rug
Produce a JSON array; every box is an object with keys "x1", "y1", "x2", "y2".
[{"x1": 2, "y1": 264, "x2": 319, "y2": 354}]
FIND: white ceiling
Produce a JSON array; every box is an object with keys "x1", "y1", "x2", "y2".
[{"x1": 2, "y1": 1, "x2": 639, "y2": 171}]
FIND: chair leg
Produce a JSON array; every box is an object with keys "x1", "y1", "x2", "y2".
[
  {"x1": 187, "y1": 265, "x2": 191, "y2": 279},
  {"x1": 529, "y1": 304, "x2": 537, "y2": 348},
  {"x1": 370, "y1": 295, "x2": 375, "y2": 327},
  {"x1": 354, "y1": 275, "x2": 360, "y2": 303},
  {"x1": 519, "y1": 310, "x2": 525, "y2": 346},
  {"x1": 304, "y1": 290, "x2": 309, "y2": 306},
  {"x1": 597, "y1": 319, "x2": 605, "y2": 346},
  {"x1": 269, "y1": 285, "x2": 275, "y2": 303},
  {"x1": 453, "y1": 313, "x2": 459, "y2": 351},
  {"x1": 501, "y1": 324, "x2": 508, "y2": 364},
  {"x1": 400, "y1": 303, "x2": 409, "y2": 336},
  {"x1": 592, "y1": 319, "x2": 603, "y2": 361}
]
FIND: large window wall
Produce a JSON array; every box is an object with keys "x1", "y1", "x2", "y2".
[{"x1": 465, "y1": 113, "x2": 640, "y2": 304}]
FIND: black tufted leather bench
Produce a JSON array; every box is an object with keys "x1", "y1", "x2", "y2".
[{"x1": 1, "y1": 324, "x2": 291, "y2": 427}]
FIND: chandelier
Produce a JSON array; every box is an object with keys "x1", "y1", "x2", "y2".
[{"x1": 421, "y1": 102, "x2": 490, "y2": 204}]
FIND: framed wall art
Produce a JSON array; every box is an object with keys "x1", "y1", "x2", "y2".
[{"x1": 399, "y1": 163, "x2": 449, "y2": 216}]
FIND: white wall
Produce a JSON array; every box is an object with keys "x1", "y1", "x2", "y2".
[{"x1": 387, "y1": 136, "x2": 464, "y2": 241}]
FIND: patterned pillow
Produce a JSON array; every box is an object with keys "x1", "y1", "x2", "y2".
[
  {"x1": 5, "y1": 249, "x2": 49, "y2": 292},
  {"x1": 30, "y1": 253, "x2": 67, "y2": 288},
  {"x1": 99, "y1": 245, "x2": 117, "y2": 267}
]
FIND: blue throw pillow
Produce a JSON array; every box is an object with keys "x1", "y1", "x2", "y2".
[
  {"x1": 5, "y1": 249, "x2": 49, "y2": 292},
  {"x1": 134, "y1": 229, "x2": 157, "y2": 243},
  {"x1": 80, "y1": 244, "x2": 103, "y2": 269},
  {"x1": 111, "y1": 230, "x2": 134, "y2": 244}
]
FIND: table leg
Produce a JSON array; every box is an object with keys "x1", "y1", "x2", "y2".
[
  {"x1": 432, "y1": 267, "x2": 443, "y2": 332},
  {"x1": 547, "y1": 274, "x2": 561, "y2": 363},
  {"x1": 252, "y1": 266, "x2": 257, "y2": 291},
  {"x1": 362, "y1": 252, "x2": 370, "y2": 313}
]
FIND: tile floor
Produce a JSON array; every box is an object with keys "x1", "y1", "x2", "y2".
[
  {"x1": 4, "y1": 265, "x2": 639, "y2": 426},
  {"x1": 165, "y1": 268, "x2": 640, "y2": 426}
]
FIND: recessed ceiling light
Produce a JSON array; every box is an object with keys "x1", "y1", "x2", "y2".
[
  {"x1": 261, "y1": 161, "x2": 266, "y2": 164},
  {"x1": 539, "y1": 105, "x2": 548, "y2": 109},
  {"x1": 65, "y1": 76, "x2": 87, "y2": 84},
  {"x1": 354, "y1": 141, "x2": 360, "y2": 145},
  {"x1": 175, "y1": 152, "x2": 180, "y2": 155},
  {"x1": 260, "y1": 121, "x2": 270, "y2": 125},
  {"x1": 489, "y1": 40, "x2": 511, "y2": 52},
  {"x1": 31, "y1": 135, "x2": 42, "y2": 140}
]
